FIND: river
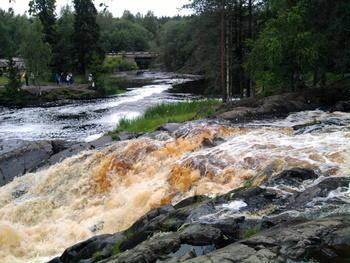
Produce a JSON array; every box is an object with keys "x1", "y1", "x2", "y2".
[
  {"x1": 0, "y1": 72, "x2": 350, "y2": 263},
  {"x1": 0, "y1": 108, "x2": 349, "y2": 262},
  {"x1": 0, "y1": 72, "x2": 197, "y2": 149}
]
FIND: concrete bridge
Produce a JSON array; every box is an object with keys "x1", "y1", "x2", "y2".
[{"x1": 107, "y1": 52, "x2": 158, "y2": 69}]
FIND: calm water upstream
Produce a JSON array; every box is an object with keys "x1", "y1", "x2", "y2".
[{"x1": 0, "y1": 72, "x2": 197, "y2": 144}]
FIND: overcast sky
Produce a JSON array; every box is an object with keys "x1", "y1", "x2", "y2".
[{"x1": 1, "y1": 0, "x2": 192, "y2": 17}]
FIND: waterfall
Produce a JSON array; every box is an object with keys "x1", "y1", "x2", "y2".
[{"x1": 0, "y1": 111, "x2": 350, "y2": 263}]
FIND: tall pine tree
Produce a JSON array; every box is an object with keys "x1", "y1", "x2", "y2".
[
  {"x1": 73, "y1": 0, "x2": 102, "y2": 75},
  {"x1": 29, "y1": 0, "x2": 57, "y2": 47}
]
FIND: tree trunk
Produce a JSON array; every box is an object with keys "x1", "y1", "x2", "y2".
[
  {"x1": 226, "y1": 9, "x2": 231, "y2": 102},
  {"x1": 246, "y1": 0, "x2": 253, "y2": 97},
  {"x1": 220, "y1": 0, "x2": 226, "y2": 102},
  {"x1": 238, "y1": 0, "x2": 243, "y2": 98},
  {"x1": 313, "y1": 69, "x2": 318, "y2": 87}
]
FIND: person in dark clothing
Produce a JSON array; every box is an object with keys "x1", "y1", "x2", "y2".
[
  {"x1": 55, "y1": 73, "x2": 60, "y2": 85},
  {"x1": 60, "y1": 72, "x2": 65, "y2": 85},
  {"x1": 69, "y1": 73, "x2": 74, "y2": 85},
  {"x1": 24, "y1": 71, "x2": 29, "y2": 86}
]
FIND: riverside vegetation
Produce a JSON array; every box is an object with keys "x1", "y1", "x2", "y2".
[
  {"x1": 1, "y1": 0, "x2": 350, "y2": 105},
  {"x1": 0, "y1": 0, "x2": 350, "y2": 262},
  {"x1": 110, "y1": 100, "x2": 220, "y2": 135},
  {"x1": 0, "y1": 73, "x2": 131, "y2": 107}
]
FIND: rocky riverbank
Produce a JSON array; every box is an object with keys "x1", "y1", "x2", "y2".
[
  {"x1": 0, "y1": 84, "x2": 105, "y2": 108},
  {"x1": 0, "y1": 92, "x2": 349, "y2": 263},
  {"x1": 49, "y1": 170, "x2": 350, "y2": 263},
  {"x1": 0, "y1": 72, "x2": 151, "y2": 108},
  {"x1": 0, "y1": 137, "x2": 115, "y2": 186}
]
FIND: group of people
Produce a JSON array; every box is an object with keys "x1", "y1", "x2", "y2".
[{"x1": 55, "y1": 72, "x2": 74, "y2": 86}]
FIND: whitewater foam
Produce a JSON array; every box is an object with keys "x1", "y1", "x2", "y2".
[{"x1": 0, "y1": 111, "x2": 350, "y2": 262}]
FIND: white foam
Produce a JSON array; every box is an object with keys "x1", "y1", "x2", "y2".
[{"x1": 221, "y1": 200, "x2": 248, "y2": 211}]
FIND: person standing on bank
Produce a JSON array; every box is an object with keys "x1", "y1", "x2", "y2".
[
  {"x1": 88, "y1": 73, "x2": 95, "y2": 89},
  {"x1": 55, "y1": 73, "x2": 60, "y2": 86},
  {"x1": 23, "y1": 71, "x2": 29, "y2": 86}
]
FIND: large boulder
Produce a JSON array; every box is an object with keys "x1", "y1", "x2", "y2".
[
  {"x1": 0, "y1": 140, "x2": 54, "y2": 186},
  {"x1": 0, "y1": 136, "x2": 114, "y2": 186},
  {"x1": 157, "y1": 123, "x2": 183, "y2": 134},
  {"x1": 184, "y1": 216, "x2": 350, "y2": 263},
  {"x1": 49, "y1": 136, "x2": 114, "y2": 165},
  {"x1": 330, "y1": 100, "x2": 350, "y2": 112},
  {"x1": 265, "y1": 168, "x2": 319, "y2": 187},
  {"x1": 218, "y1": 93, "x2": 313, "y2": 121}
]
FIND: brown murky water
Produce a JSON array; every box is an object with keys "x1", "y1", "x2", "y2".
[{"x1": 0, "y1": 110, "x2": 350, "y2": 262}]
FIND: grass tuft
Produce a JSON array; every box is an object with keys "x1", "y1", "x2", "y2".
[
  {"x1": 243, "y1": 228, "x2": 258, "y2": 239},
  {"x1": 0, "y1": 76, "x2": 9, "y2": 86},
  {"x1": 111, "y1": 100, "x2": 221, "y2": 135}
]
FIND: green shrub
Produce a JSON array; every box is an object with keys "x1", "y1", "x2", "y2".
[
  {"x1": 96, "y1": 75, "x2": 127, "y2": 96},
  {"x1": 102, "y1": 56, "x2": 138, "y2": 73}
]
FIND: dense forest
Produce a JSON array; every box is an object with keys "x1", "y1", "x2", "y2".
[{"x1": 1, "y1": 0, "x2": 350, "y2": 101}]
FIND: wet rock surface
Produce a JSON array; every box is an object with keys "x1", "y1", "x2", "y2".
[
  {"x1": 157, "y1": 123, "x2": 184, "y2": 134},
  {"x1": 265, "y1": 168, "x2": 319, "y2": 187},
  {"x1": 218, "y1": 93, "x2": 314, "y2": 122},
  {"x1": 49, "y1": 136, "x2": 114, "y2": 165},
  {"x1": 0, "y1": 140, "x2": 58, "y2": 186},
  {"x1": 49, "y1": 168, "x2": 350, "y2": 263},
  {"x1": 0, "y1": 136, "x2": 116, "y2": 186},
  {"x1": 331, "y1": 100, "x2": 350, "y2": 112}
]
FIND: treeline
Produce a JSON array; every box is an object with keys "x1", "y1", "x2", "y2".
[
  {"x1": 162, "y1": 0, "x2": 350, "y2": 100},
  {"x1": 1, "y1": 0, "x2": 350, "y2": 101},
  {"x1": 0, "y1": 0, "x2": 177, "y2": 89},
  {"x1": 1, "y1": 0, "x2": 101, "y2": 83}
]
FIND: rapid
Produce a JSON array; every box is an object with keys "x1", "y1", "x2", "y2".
[
  {"x1": 0, "y1": 72, "x2": 197, "y2": 147},
  {"x1": 0, "y1": 109, "x2": 349, "y2": 263}
]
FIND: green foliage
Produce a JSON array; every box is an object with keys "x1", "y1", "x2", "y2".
[
  {"x1": 73, "y1": 0, "x2": 102, "y2": 75},
  {"x1": 102, "y1": 56, "x2": 138, "y2": 73},
  {"x1": 246, "y1": 0, "x2": 350, "y2": 94},
  {"x1": 95, "y1": 74, "x2": 127, "y2": 96},
  {"x1": 54, "y1": 5, "x2": 75, "y2": 72},
  {"x1": 159, "y1": 18, "x2": 196, "y2": 71},
  {"x1": 243, "y1": 179, "x2": 254, "y2": 189},
  {"x1": 111, "y1": 100, "x2": 220, "y2": 134},
  {"x1": 0, "y1": 88, "x2": 37, "y2": 107},
  {"x1": 99, "y1": 19, "x2": 152, "y2": 53},
  {"x1": 141, "y1": 11, "x2": 160, "y2": 38},
  {"x1": 28, "y1": 0, "x2": 57, "y2": 46},
  {"x1": 159, "y1": 14, "x2": 220, "y2": 92},
  {"x1": 112, "y1": 233, "x2": 134, "y2": 255},
  {"x1": 0, "y1": 9, "x2": 30, "y2": 58},
  {"x1": 243, "y1": 228, "x2": 258, "y2": 239},
  {"x1": 2, "y1": 0, "x2": 350, "y2": 101},
  {"x1": 0, "y1": 76, "x2": 8, "y2": 86},
  {"x1": 160, "y1": 217, "x2": 185, "y2": 232},
  {"x1": 20, "y1": 18, "x2": 52, "y2": 86},
  {"x1": 247, "y1": 1, "x2": 323, "y2": 92},
  {"x1": 5, "y1": 58, "x2": 21, "y2": 91}
]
